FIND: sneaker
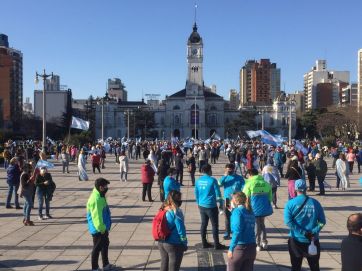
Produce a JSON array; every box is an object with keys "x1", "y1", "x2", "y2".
[
  {"x1": 272, "y1": 204, "x2": 277, "y2": 209},
  {"x1": 103, "y1": 264, "x2": 116, "y2": 270},
  {"x1": 256, "y1": 245, "x2": 262, "y2": 252},
  {"x1": 261, "y1": 241, "x2": 268, "y2": 250},
  {"x1": 38, "y1": 216, "x2": 44, "y2": 221},
  {"x1": 214, "y1": 243, "x2": 228, "y2": 250},
  {"x1": 15, "y1": 206, "x2": 22, "y2": 209},
  {"x1": 6, "y1": 205, "x2": 13, "y2": 209},
  {"x1": 44, "y1": 214, "x2": 53, "y2": 219},
  {"x1": 202, "y1": 242, "x2": 213, "y2": 249}
]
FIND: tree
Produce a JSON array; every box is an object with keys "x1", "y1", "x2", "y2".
[{"x1": 225, "y1": 111, "x2": 257, "y2": 138}]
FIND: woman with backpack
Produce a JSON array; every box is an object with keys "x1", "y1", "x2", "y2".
[{"x1": 157, "y1": 190, "x2": 187, "y2": 271}]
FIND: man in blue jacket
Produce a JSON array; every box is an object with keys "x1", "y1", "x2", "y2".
[
  {"x1": 284, "y1": 179, "x2": 326, "y2": 271},
  {"x1": 163, "y1": 167, "x2": 181, "y2": 200},
  {"x1": 195, "y1": 164, "x2": 226, "y2": 250},
  {"x1": 218, "y1": 163, "x2": 245, "y2": 240}
]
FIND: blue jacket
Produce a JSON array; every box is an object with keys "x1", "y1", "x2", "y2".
[
  {"x1": 6, "y1": 164, "x2": 21, "y2": 186},
  {"x1": 195, "y1": 174, "x2": 223, "y2": 208},
  {"x1": 218, "y1": 174, "x2": 245, "y2": 200},
  {"x1": 162, "y1": 209, "x2": 187, "y2": 246},
  {"x1": 163, "y1": 176, "x2": 181, "y2": 200},
  {"x1": 357, "y1": 150, "x2": 362, "y2": 163},
  {"x1": 273, "y1": 152, "x2": 283, "y2": 166},
  {"x1": 229, "y1": 206, "x2": 256, "y2": 252},
  {"x1": 284, "y1": 194, "x2": 326, "y2": 243},
  {"x1": 243, "y1": 175, "x2": 273, "y2": 217}
]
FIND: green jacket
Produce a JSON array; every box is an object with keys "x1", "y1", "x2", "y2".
[{"x1": 86, "y1": 188, "x2": 112, "y2": 234}]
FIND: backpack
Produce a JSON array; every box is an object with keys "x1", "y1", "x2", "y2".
[{"x1": 152, "y1": 208, "x2": 172, "y2": 241}]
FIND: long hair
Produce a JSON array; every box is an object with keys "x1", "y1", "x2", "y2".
[
  {"x1": 162, "y1": 190, "x2": 181, "y2": 211},
  {"x1": 232, "y1": 191, "x2": 252, "y2": 212}
]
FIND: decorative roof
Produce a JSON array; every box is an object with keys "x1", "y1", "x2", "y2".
[
  {"x1": 168, "y1": 88, "x2": 223, "y2": 99},
  {"x1": 188, "y1": 23, "x2": 202, "y2": 44}
]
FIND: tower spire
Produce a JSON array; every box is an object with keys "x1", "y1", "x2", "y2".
[{"x1": 194, "y1": 2, "x2": 198, "y2": 25}]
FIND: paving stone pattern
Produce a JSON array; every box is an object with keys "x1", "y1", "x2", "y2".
[{"x1": 0, "y1": 154, "x2": 361, "y2": 270}]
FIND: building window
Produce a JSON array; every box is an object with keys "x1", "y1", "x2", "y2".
[{"x1": 173, "y1": 105, "x2": 180, "y2": 110}]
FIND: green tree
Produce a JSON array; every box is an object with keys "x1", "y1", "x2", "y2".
[{"x1": 225, "y1": 111, "x2": 257, "y2": 138}]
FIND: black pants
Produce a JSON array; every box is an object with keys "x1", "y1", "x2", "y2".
[
  {"x1": 348, "y1": 161, "x2": 354, "y2": 173},
  {"x1": 91, "y1": 232, "x2": 110, "y2": 270},
  {"x1": 189, "y1": 171, "x2": 195, "y2": 186},
  {"x1": 271, "y1": 187, "x2": 277, "y2": 205},
  {"x1": 92, "y1": 164, "x2": 101, "y2": 173},
  {"x1": 288, "y1": 238, "x2": 320, "y2": 271},
  {"x1": 317, "y1": 176, "x2": 325, "y2": 195},
  {"x1": 158, "y1": 242, "x2": 185, "y2": 271},
  {"x1": 142, "y1": 183, "x2": 153, "y2": 201},
  {"x1": 159, "y1": 180, "x2": 165, "y2": 202},
  {"x1": 358, "y1": 161, "x2": 361, "y2": 173},
  {"x1": 308, "y1": 175, "x2": 316, "y2": 191},
  {"x1": 224, "y1": 199, "x2": 231, "y2": 234},
  {"x1": 199, "y1": 206, "x2": 219, "y2": 246},
  {"x1": 176, "y1": 168, "x2": 183, "y2": 185},
  {"x1": 199, "y1": 160, "x2": 207, "y2": 172},
  {"x1": 227, "y1": 244, "x2": 256, "y2": 271}
]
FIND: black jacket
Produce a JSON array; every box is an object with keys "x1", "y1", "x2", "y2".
[{"x1": 341, "y1": 234, "x2": 362, "y2": 271}]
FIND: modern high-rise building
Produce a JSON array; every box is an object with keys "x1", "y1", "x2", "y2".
[
  {"x1": 304, "y1": 60, "x2": 349, "y2": 110},
  {"x1": 240, "y1": 59, "x2": 280, "y2": 106},
  {"x1": 107, "y1": 78, "x2": 127, "y2": 101},
  {"x1": 341, "y1": 83, "x2": 358, "y2": 106},
  {"x1": 0, "y1": 34, "x2": 23, "y2": 129},
  {"x1": 358, "y1": 49, "x2": 362, "y2": 114},
  {"x1": 229, "y1": 89, "x2": 239, "y2": 110}
]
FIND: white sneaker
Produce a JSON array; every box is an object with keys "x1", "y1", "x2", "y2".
[
  {"x1": 256, "y1": 245, "x2": 262, "y2": 252},
  {"x1": 38, "y1": 216, "x2": 44, "y2": 221},
  {"x1": 103, "y1": 264, "x2": 116, "y2": 270},
  {"x1": 261, "y1": 241, "x2": 268, "y2": 250}
]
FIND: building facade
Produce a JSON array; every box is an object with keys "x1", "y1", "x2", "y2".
[
  {"x1": 304, "y1": 60, "x2": 349, "y2": 109},
  {"x1": 0, "y1": 34, "x2": 23, "y2": 129},
  {"x1": 288, "y1": 91, "x2": 304, "y2": 116},
  {"x1": 229, "y1": 89, "x2": 239, "y2": 110},
  {"x1": 240, "y1": 59, "x2": 281, "y2": 106},
  {"x1": 358, "y1": 49, "x2": 362, "y2": 115},
  {"x1": 107, "y1": 78, "x2": 127, "y2": 102},
  {"x1": 341, "y1": 83, "x2": 358, "y2": 106}
]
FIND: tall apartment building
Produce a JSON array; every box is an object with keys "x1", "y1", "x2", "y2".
[
  {"x1": 107, "y1": 78, "x2": 127, "y2": 101},
  {"x1": 341, "y1": 83, "x2": 358, "y2": 106},
  {"x1": 0, "y1": 34, "x2": 23, "y2": 129},
  {"x1": 304, "y1": 60, "x2": 349, "y2": 109},
  {"x1": 240, "y1": 59, "x2": 280, "y2": 106},
  {"x1": 288, "y1": 91, "x2": 305, "y2": 115},
  {"x1": 358, "y1": 49, "x2": 362, "y2": 114},
  {"x1": 229, "y1": 89, "x2": 239, "y2": 110}
]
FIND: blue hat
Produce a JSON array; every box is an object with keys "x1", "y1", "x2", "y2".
[{"x1": 295, "y1": 179, "x2": 306, "y2": 191}]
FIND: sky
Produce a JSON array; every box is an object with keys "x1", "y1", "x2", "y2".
[{"x1": 1, "y1": 0, "x2": 362, "y2": 103}]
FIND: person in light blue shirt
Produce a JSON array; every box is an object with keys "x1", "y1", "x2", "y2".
[
  {"x1": 163, "y1": 168, "x2": 180, "y2": 200},
  {"x1": 227, "y1": 191, "x2": 256, "y2": 271},
  {"x1": 195, "y1": 164, "x2": 225, "y2": 250},
  {"x1": 284, "y1": 179, "x2": 326, "y2": 271},
  {"x1": 158, "y1": 190, "x2": 187, "y2": 271},
  {"x1": 218, "y1": 163, "x2": 245, "y2": 240}
]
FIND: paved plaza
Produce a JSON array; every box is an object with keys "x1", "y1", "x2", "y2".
[{"x1": 0, "y1": 154, "x2": 361, "y2": 271}]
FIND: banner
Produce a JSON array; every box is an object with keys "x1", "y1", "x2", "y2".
[
  {"x1": 36, "y1": 159, "x2": 55, "y2": 169},
  {"x1": 71, "y1": 116, "x2": 89, "y2": 130},
  {"x1": 295, "y1": 140, "x2": 308, "y2": 155}
]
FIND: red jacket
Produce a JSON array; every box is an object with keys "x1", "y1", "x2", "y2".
[
  {"x1": 91, "y1": 154, "x2": 101, "y2": 165},
  {"x1": 141, "y1": 164, "x2": 155, "y2": 184}
]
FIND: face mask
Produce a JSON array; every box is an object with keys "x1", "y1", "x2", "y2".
[{"x1": 175, "y1": 200, "x2": 182, "y2": 207}]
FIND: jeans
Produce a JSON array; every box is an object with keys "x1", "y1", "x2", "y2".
[
  {"x1": 288, "y1": 238, "x2": 320, "y2": 271},
  {"x1": 234, "y1": 162, "x2": 242, "y2": 175},
  {"x1": 176, "y1": 169, "x2": 183, "y2": 185},
  {"x1": 92, "y1": 164, "x2": 101, "y2": 173},
  {"x1": 317, "y1": 176, "x2": 325, "y2": 195},
  {"x1": 6, "y1": 184, "x2": 20, "y2": 207},
  {"x1": 358, "y1": 161, "x2": 361, "y2": 173},
  {"x1": 142, "y1": 183, "x2": 153, "y2": 201},
  {"x1": 37, "y1": 188, "x2": 50, "y2": 216},
  {"x1": 255, "y1": 216, "x2": 267, "y2": 246},
  {"x1": 277, "y1": 165, "x2": 283, "y2": 177},
  {"x1": 199, "y1": 160, "x2": 207, "y2": 173},
  {"x1": 23, "y1": 193, "x2": 32, "y2": 220},
  {"x1": 120, "y1": 171, "x2": 127, "y2": 181},
  {"x1": 4, "y1": 159, "x2": 9, "y2": 169},
  {"x1": 271, "y1": 187, "x2": 277, "y2": 205},
  {"x1": 224, "y1": 198, "x2": 231, "y2": 234},
  {"x1": 198, "y1": 206, "x2": 220, "y2": 245},
  {"x1": 91, "y1": 232, "x2": 110, "y2": 270},
  {"x1": 62, "y1": 161, "x2": 69, "y2": 173},
  {"x1": 158, "y1": 242, "x2": 185, "y2": 271},
  {"x1": 227, "y1": 244, "x2": 256, "y2": 271}
]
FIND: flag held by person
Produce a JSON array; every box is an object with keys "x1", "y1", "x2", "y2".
[{"x1": 71, "y1": 116, "x2": 89, "y2": 130}]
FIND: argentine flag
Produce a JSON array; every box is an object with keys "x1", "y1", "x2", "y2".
[{"x1": 71, "y1": 116, "x2": 89, "y2": 130}]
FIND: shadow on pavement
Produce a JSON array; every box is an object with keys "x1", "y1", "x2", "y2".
[{"x1": 0, "y1": 259, "x2": 78, "y2": 268}]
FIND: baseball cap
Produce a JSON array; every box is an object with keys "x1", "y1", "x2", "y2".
[{"x1": 294, "y1": 179, "x2": 306, "y2": 191}]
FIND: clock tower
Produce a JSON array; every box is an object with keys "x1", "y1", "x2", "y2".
[{"x1": 186, "y1": 23, "x2": 203, "y2": 96}]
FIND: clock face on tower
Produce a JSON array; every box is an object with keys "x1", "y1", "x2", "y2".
[{"x1": 192, "y1": 48, "x2": 198, "y2": 56}]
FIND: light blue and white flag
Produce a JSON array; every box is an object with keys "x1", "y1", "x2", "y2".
[
  {"x1": 71, "y1": 116, "x2": 89, "y2": 130},
  {"x1": 246, "y1": 130, "x2": 262, "y2": 138},
  {"x1": 36, "y1": 159, "x2": 55, "y2": 169},
  {"x1": 295, "y1": 140, "x2": 308, "y2": 155},
  {"x1": 46, "y1": 136, "x2": 56, "y2": 145},
  {"x1": 260, "y1": 130, "x2": 282, "y2": 146},
  {"x1": 171, "y1": 137, "x2": 179, "y2": 145}
]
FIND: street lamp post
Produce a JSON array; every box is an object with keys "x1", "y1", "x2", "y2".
[
  {"x1": 35, "y1": 69, "x2": 53, "y2": 153},
  {"x1": 288, "y1": 98, "x2": 295, "y2": 145},
  {"x1": 97, "y1": 93, "x2": 110, "y2": 141},
  {"x1": 127, "y1": 109, "x2": 130, "y2": 140}
]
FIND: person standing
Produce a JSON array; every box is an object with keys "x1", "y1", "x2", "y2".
[
  {"x1": 285, "y1": 156, "x2": 303, "y2": 200},
  {"x1": 141, "y1": 160, "x2": 155, "y2": 202},
  {"x1": 273, "y1": 147, "x2": 284, "y2": 178},
  {"x1": 158, "y1": 190, "x2": 188, "y2": 271},
  {"x1": 19, "y1": 163, "x2": 35, "y2": 225},
  {"x1": 186, "y1": 153, "x2": 196, "y2": 186},
  {"x1": 227, "y1": 192, "x2": 256, "y2": 271},
  {"x1": 262, "y1": 163, "x2": 280, "y2": 209},
  {"x1": 218, "y1": 163, "x2": 245, "y2": 240},
  {"x1": 305, "y1": 153, "x2": 316, "y2": 192},
  {"x1": 174, "y1": 148, "x2": 184, "y2": 186},
  {"x1": 87, "y1": 178, "x2": 116, "y2": 271},
  {"x1": 314, "y1": 153, "x2": 328, "y2": 196},
  {"x1": 163, "y1": 168, "x2": 181, "y2": 200},
  {"x1": 61, "y1": 147, "x2": 70, "y2": 174},
  {"x1": 157, "y1": 153, "x2": 170, "y2": 202},
  {"x1": 198, "y1": 145, "x2": 207, "y2": 173},
  {"x1": 194, "y1": 164, "x2": 226, "y2": 250},
  {"x1": 6, "y1": 157, "x2": 21, "y2": 209},
  {"x1": 357, "y1": 147, "x2": 362, "y2": 174},
  {"x1": 243, "y1": 168, "x2": 273, "y2": 251},
  {"x1": 119, "y1": 151, "x2": 129, "y2": 182},
  {"x1": 336, "y1": 153, "x2": 350, "y2": 190},
  {"x1": 346, "y1": 149, "x2": 356, "y2": 174},
  {"x1": 341, "y1": 213, "x2": 362, "y2": 271},
  {"x1": 284, "y1": 179, "x2": 326, "y2": 271},
  {"x1": 78, "y1": 150, "x2": 89, "y2": 181},
  {"x1": 35, "y1": 167, "x2": 56, "y2": 220},
  {"x1": 100, "y1": 146, "x2": 106, "y2": 169},
  {"x1": 91, "y1": 150, "x2": 101, "y2": 174}
]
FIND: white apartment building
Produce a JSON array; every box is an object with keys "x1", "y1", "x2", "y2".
[{"x1": 304, "y1": 60, "x2": 349, "y2": 109}]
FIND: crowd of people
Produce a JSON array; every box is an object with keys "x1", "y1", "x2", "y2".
[{"x1": 2, "y1": 138, "x2": 362, "y2": 271}]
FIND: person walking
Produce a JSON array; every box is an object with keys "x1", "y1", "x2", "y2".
[
  {"x1": 163, "y1": 168, "x2": 181, "y2": 200},
  {"x1": 78, "y1": 149, "x2": 89, "y2": 181},
  {"x1": 91, "y1": 150, "x2": 101, "y2": 174},
  {"x1": 186, "y1": 153, "x2": 196, "y2": 186},
  {"x1": 357, "y1": 147, "x2": 362, "y2": 174},
  {"x1": 262, "y1": 163, "x2": 281, "y2": 208},
  {"x1": 341, "y1": 213, "x2": 362, "y2": 271},
  {"x1": 35, "y1": 167, "x2": 56, "y2": 220},
  {"x1": 158, "y1": 190, "x2": 188, "y2": 271},
  {"x1": 285, "y1": 156, "x2": 303, "y2": 200},
  {"x1": 243, "y1": 168, "x2": 273, "y2": 251},
  {"x1": 336, "y1": 153, "x2": 350, "y2": 190},
  {"x1": 141, "y1": 159, "x2": 155, "y2": 202},
  {"x1": 18, "y1": 163, "x2": 35, "y2": 225},
  {"x1": 87, "y1": 178, "x2": 116, "y2": 271},
  {"x1": 284, "y1": 179, "x2": 326, "y2": 271},
  {"x1": 6, "y1": 157, "x2": 21, "y2": 209},
  {"x1": 218, "y1": 163, "x2": 245, "y2": 240},
  {"x1": 194, "y1": 164, "x2": 226, "y2": 250},
  {"x1": 227, "y1": 192, "x2": 256, "y2": 271},
  {"x1": 346, "y1": 149, "x2": 356, "y2": 174},
  {"x1": 119, "y1": 151, "x2": 129, "y2": 182},
  {"x1": 314, "y1": 153, "x2": 328, "y2": 196}
]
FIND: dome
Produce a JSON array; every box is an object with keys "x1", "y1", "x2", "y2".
[{"x1": 188, "y1": 23, "x2": 202, "y2": 44}]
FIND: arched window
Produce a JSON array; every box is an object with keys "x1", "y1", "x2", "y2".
[
  {"x1": 210, "y1": 105, "x2": 217, "y2": 111},
  {"x1": 173, "y1": 105, "x2": 180, "y2": 110},
  {"x1": 191, "y1": 104, "x2": 199, "y2": 110}
]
